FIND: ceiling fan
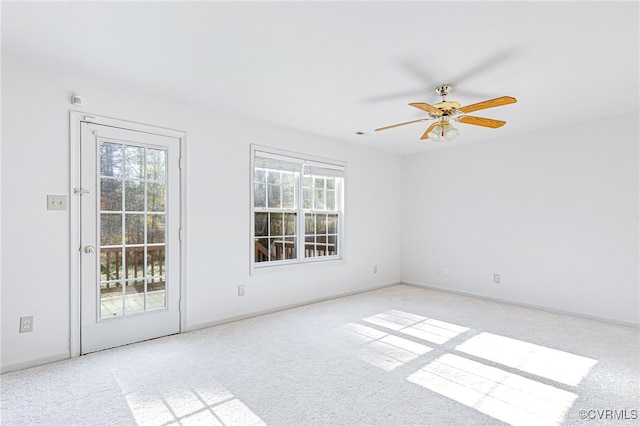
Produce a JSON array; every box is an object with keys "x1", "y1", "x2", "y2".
[{"x1": 375, "y1": 84, "x2": 516, "y2": 141}]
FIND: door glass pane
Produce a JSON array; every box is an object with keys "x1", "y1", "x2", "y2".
[
  {"x1": 125, "y1": 214, "x2": 144, "y2": 245},
  {"x1": 147, "y1": 277, "x2": 166, "y2": 310},
  {"x1": 100, "y1": 143, "x2": 123, "y2": 177},
  {"x1": 99, "y1": 141, "x2": 169, "y2": 319},
  {"x1": 100, "y1": 214, "x2": 122, "y2": 246},
  {"x1": 125, "y1": 181, "x2": 144, "y2": 212},
  {"x1": 147, "y1": 214, "x2": 165, "y2": 244},
  {"x1": 147, "y1": 183, "x2": 165, "y2": 212},
  {"x1": 100, "y1": 282, "x2": 123, "y2": 317},
  {"x1": 125, "y1": 247, "x2": 145, "y2": 280},
  {"x1": 101, "y1": 178, "x2": 122, "y2": 211},
  {"x1": 100, "y1": 249, "x2": 122, "y2": 282},
  {"x1": 125, "y1": 280, "x2": 145, "y2": 314},
  {"x1": 146, "y1": 149, "x2": 166, "y2": 181},
  {"x1": 124, "y1": 146, "x2": 144, "y2": 179},
  {"x1": 147, "y1": 246, "x2": 165, "y2": 278}
]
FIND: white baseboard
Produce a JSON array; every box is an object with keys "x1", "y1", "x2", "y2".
[
  {"x1": 1, "y1": 352, "x2": 70, "y2": 374},
  {"x1": 186, "y1": 281, "x2": 400, "y2": 332},
  {"x1": 402, "y1": 280, "x2": 639, "y2": 328}
]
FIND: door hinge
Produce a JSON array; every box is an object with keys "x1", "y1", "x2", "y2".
[
  {"x1": 179, "y1": 157, "x2": 184, "y2": 169},
  {"x1": 179, "y1": 228, "x2": 183, "y2": 241}
]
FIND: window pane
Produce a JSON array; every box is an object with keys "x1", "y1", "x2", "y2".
[
  {"x1": 267, "y1": 184, "x2": 281, "y2": 208},
  {"x1": 282, "y1": 171, "x2": 295, "y2": 185},
  {"x1": 303, "y1": 176, "x2": 312, "y2": 188},
  {"x1": 284, "y1": 213, "x2": 296, "y2": 235},
  {"x1": 305, "y1": 213, "x2": 315, "y2": 234},
  {"x1": 125, "y1": 146, "x2": 144, "y2": 179},
  {"x1": 100, "y1": 143, "x2": 123, "y2": 177},
  {"x1": 303, "y1": 188, "x2": 312, "y2": 209},
  {"x1": 327, "y1": 214, "x2": 337, "y2": 234},
  {"x1": 305, "y1": 236, "x2": 316, "y2": 258},
  {"x1": 326, "y1": 178, "x2": 335, "y2": 190},
  {"x1": 317, "y1": 214, "x2": 327, "y2": 233},
  {"x1": 314, "y1": 177, "x2": 325, "y2": 189},
  {"x1": 326, "y1": 190, "x2": 336, "y2": 211},
  {"x1": 125, "y1": 214, "x2": 144, "y2": 245},
  {"x1": 255, "y1": 212, "x2": 268, "y2": 237},
  {"x1": 314, "y1": 189, "x2": 325, "y2": 210},
  {"x1": 254, "y1": 183, "x2": 266, "y2": 207},
  {"x1": 269, "y1": 238, "x2": 284, "y2": 260},
  {"x1": 255, "y1": 168, "x2": 266, "y2": 183},
  {"x1": 270, "y1": 213, "x2": 283, "y2": 236},
  {"x1": 101, "y1": 213, "x2": 122, "y2": 246},
  {"x1": 147, "y1": 214, "x2": 165, "y2": 244},
  {"x1": 267, "y1": 170, "x2": 281, "y2": 185},
  {"x1": 125, "y1": 181, "x2": 144, "y2": 211},
  {"x1": 147, "y1": 183, "x2": 165, "y2": 212},
  {"x1": 282, "y1": 185, "x2": 295, "y2": 209},
  {"x1": 101, "y1": 178, "x2": 122, "y2": 211},
  {"x1": 284, "y1": 237, "x2": 297, "y2": 259},
  {"x1": 328, "y1": 235, "x2": 338, "y2": 256},
  {"x1": 146, "y1": 149, "x2": 166, "y2": 181},
  {"x1": 255, "y1": 238, "x2": 269, "y2": 262}
]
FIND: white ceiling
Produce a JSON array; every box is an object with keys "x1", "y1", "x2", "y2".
[{"x1": 2, "y1": 1, "x2": 638, "y2": 156}]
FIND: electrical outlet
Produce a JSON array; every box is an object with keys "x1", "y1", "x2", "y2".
[
  {"x1": 20, "y1": 316, "x2": 34, "y2": 333},
  {"x1": 373, "y1": 265, "x2": 378, "y2": 273},
  {"x1": 436, "y1": 267, "x2": 441, "y2": 275},
  {"x1": 493, "y1": 274, "x2": 501, "y2": 284},
  {"x1": 238, "y1": 285, "x2": 245, "y2": 296},
  {"x1": 443, "y1": 267, "x2": 449, "y2": 276},
  {"x1": 47, "y1": 195, "x2": 67, "y2": 210}
]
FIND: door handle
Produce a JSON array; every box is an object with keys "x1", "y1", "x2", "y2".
[{"x1": 84, "y1": 246, "x2": 95, "y2": 254}]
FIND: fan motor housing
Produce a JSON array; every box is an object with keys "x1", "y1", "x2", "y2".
[{"x1": 434, "y1": 84, "x2": 453, "y2": 97}]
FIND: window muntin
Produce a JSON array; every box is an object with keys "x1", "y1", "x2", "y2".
[{"x1": 252, "y1": 149, "x2": 344, "y2": 267}]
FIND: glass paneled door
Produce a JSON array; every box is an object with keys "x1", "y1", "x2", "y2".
[{"x1": 80, "y1": 122, "x2": 181, "y2": 354}]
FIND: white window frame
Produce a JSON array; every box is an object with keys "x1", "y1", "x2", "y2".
[{"x1": 250, "y1": 145, "x2": 345, "y2": 273}]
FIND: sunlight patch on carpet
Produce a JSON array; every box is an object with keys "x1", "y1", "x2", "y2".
[
  {"x1": 456, "y1": 332, "x2": 598, "y2": 386},
  {"x1": 408, "y1": 354, "x2": 578, "y2": 426}
]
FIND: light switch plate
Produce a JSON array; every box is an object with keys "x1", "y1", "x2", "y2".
[{"x1": 47, "y1": 195, "x2": 67, "y2": 210}]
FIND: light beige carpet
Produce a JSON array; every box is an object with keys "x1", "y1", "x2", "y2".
[{"x1": 1, "y1": 284, "x2": 638, "y2": 425}]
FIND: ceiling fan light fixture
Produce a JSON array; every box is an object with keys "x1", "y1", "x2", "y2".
[
  {"x1": 443, "y1": 123, "x2": 459, "y2": 140},
  {"x1": 427, "y1": 124, "x2": 442, "y2": 141}
]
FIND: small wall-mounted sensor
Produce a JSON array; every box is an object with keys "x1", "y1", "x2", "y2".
[{"x1": 71, "y1": 95, "x2": 83, "y2": 106}]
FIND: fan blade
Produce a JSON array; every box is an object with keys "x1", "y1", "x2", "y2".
[
  {"x1": 458, "y1": 96, "x2": 517, "y2": 114},
  {"x1": 457, "y1": 115, "x2": 506, "y2": 128},
  {"x1": 375, "y1": 118, "x2": 429, "y2": 132},
  {"x1": 409, "y1": 103, "x2": 443, "y2": 116},
  {"x1": 420, "y1": 122, "x2": 438, "y2": 140}
]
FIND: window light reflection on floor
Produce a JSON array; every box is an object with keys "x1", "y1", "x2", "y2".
[
  {"x1": 455, "y1": 332, "x2": 598, "y2": 386},
  {"x1": 341, "y1": 322, "x2": 432, "y2": 371},
  {"x1": 363, "y1": 310, "x2": 470, "y2": 345},
  {"x1": 123, "y1": 385, "x2": 265, "y2": 426},
  {"x1": 408, "y1": 354, "x2": 578, "y2": 426}
]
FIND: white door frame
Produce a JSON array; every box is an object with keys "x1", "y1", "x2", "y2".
[{"x1": 69, "y1": 111, "x2": 187, "y2": 357}]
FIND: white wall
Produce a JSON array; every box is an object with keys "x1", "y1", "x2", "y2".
[
  {"x1": 402, "y1": 113, "x2": 639, "y2": 326},
  {"x1": 1, "y1": 56, "x2": 402, "y2": 371}
]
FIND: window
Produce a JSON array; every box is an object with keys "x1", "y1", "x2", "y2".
[{"x1": 252, "y1": 147, "x2": 345, "y2": 267}]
